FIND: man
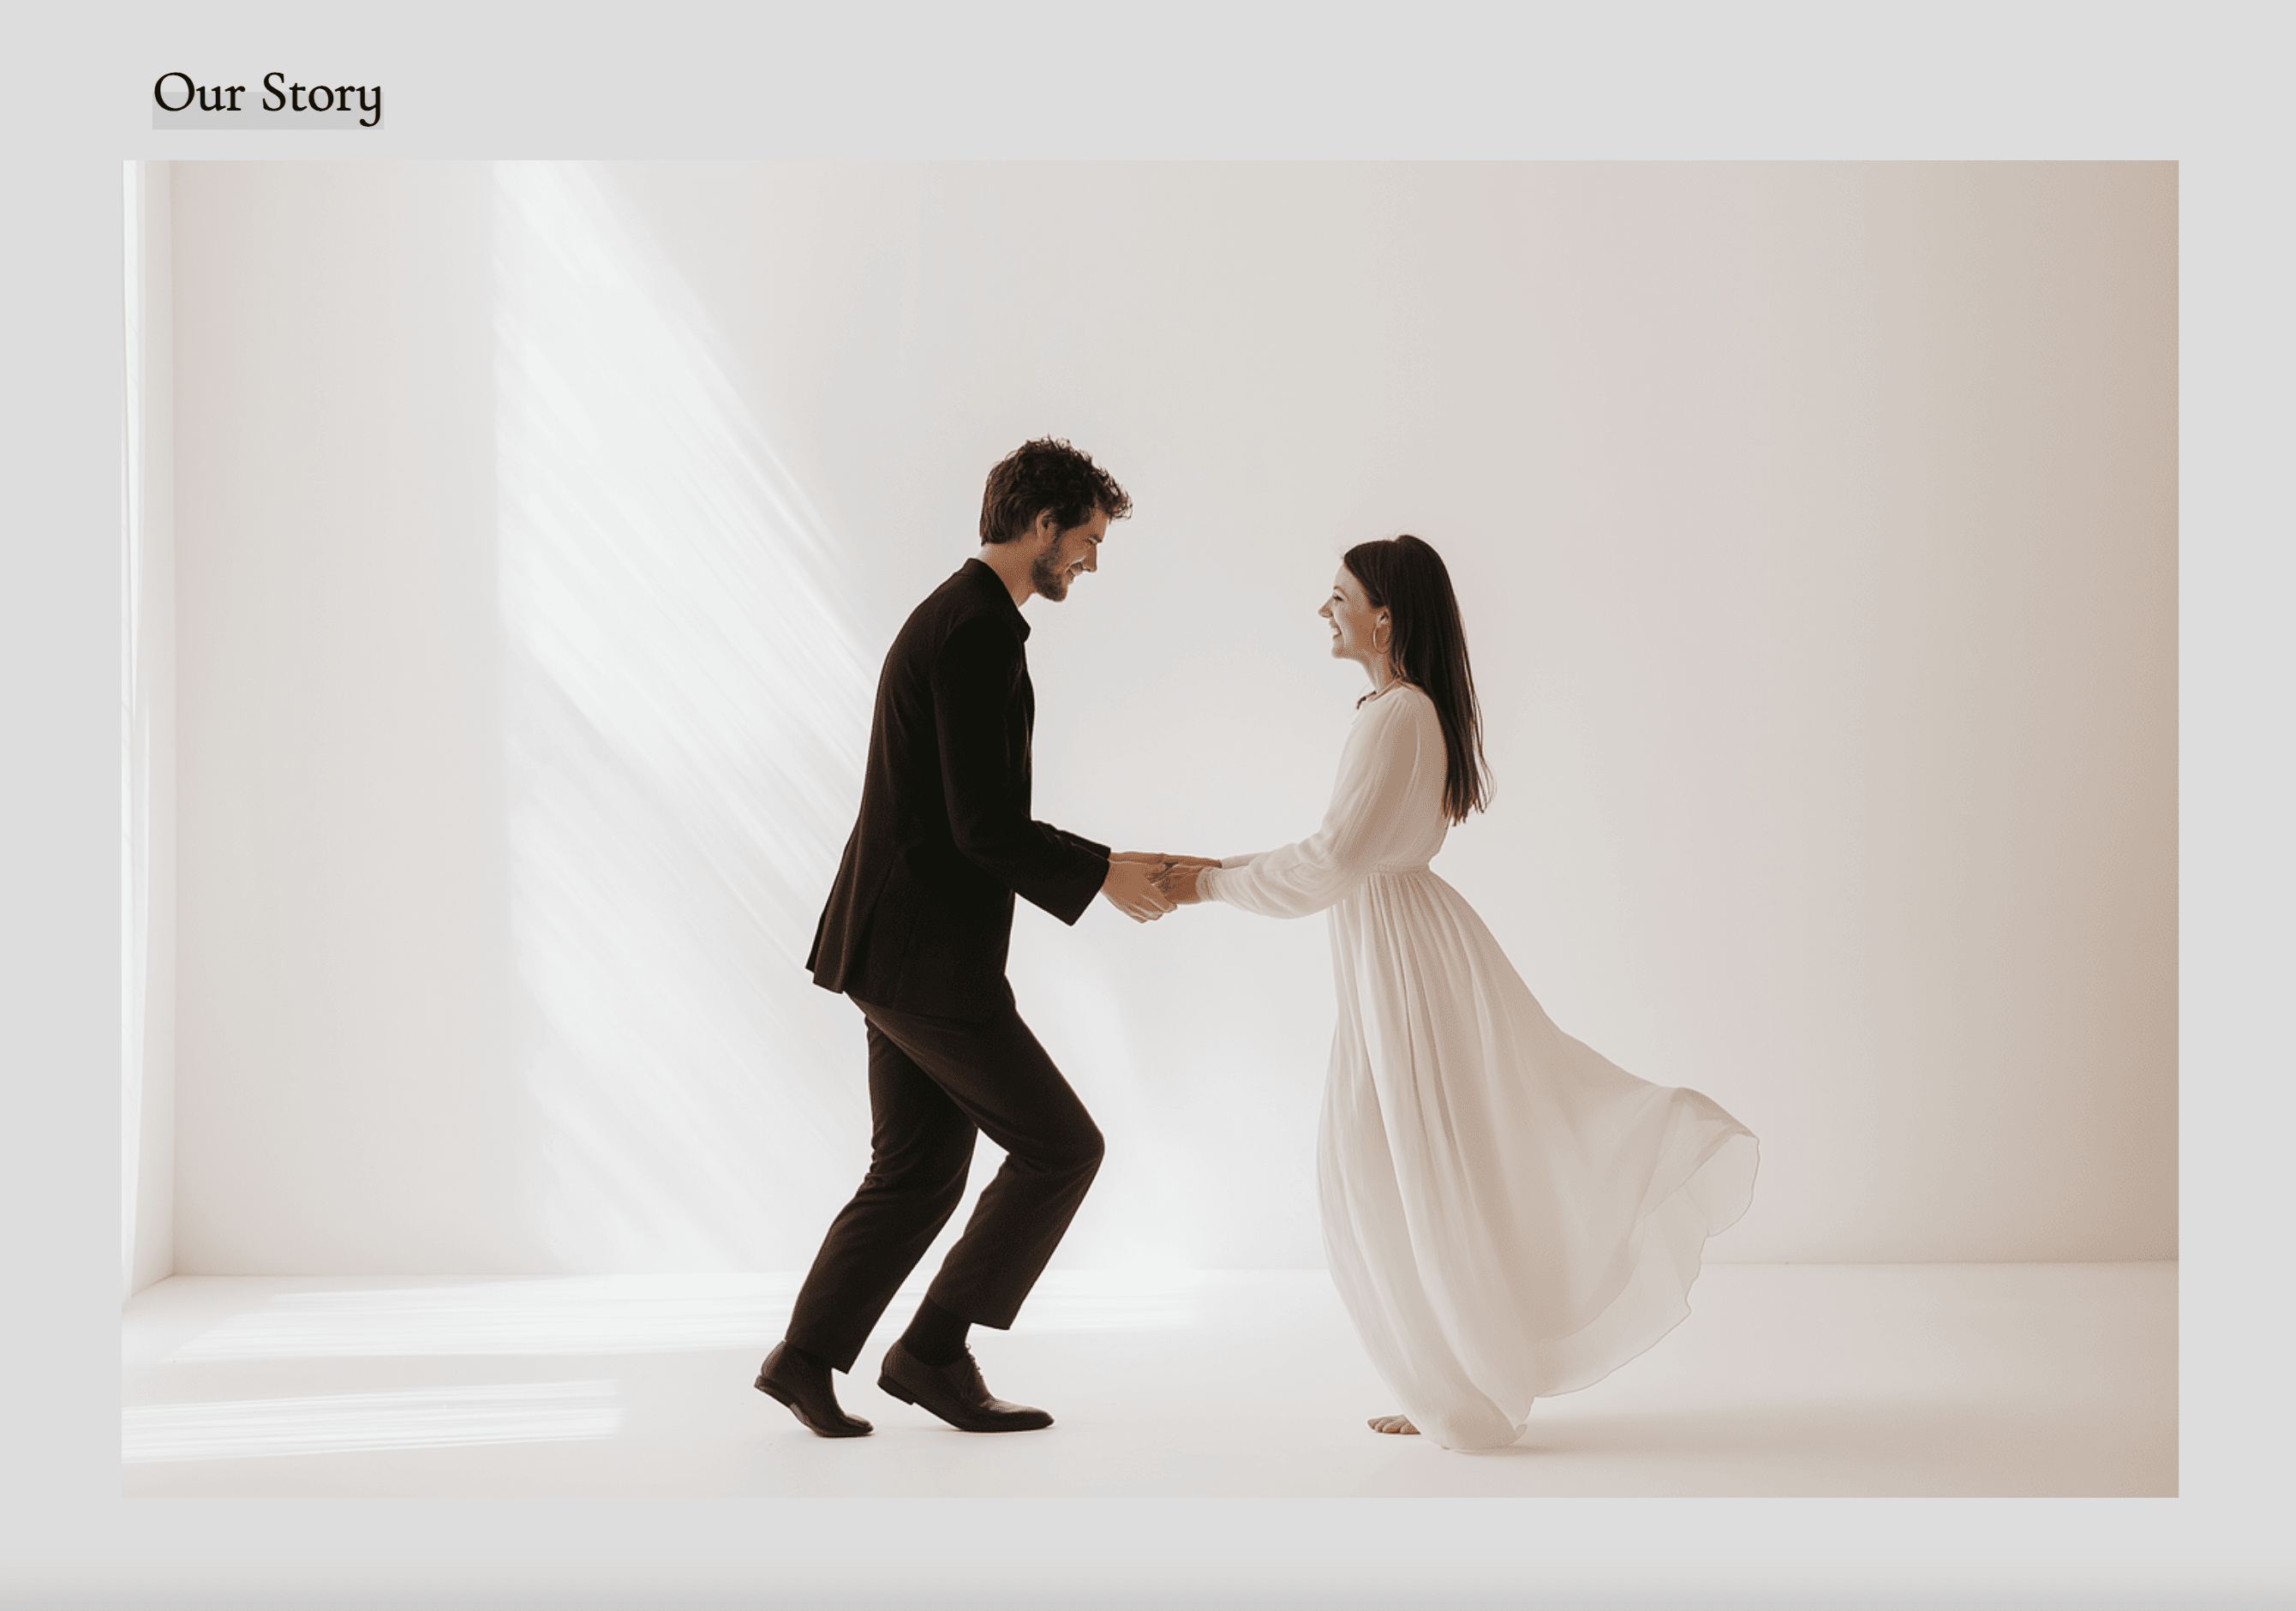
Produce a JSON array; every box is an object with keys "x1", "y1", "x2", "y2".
[{"x1": 756, "y1": 438, "x2": 1198, "y2": 1436}]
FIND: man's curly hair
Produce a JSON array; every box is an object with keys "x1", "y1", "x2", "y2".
[{"x1": 978, "y1": 438, "x2": 1133, "y2": 544}]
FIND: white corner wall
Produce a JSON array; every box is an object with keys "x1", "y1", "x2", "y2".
[
  {"x1": 168, "y1": 163, "x2": 2176, "y2": 1273},
  {"x1": 123, "y1": 159, "x2": 176, "y2": 1299}
]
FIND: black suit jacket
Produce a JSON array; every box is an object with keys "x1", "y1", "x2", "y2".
[{"x1": 807, "y1": 559, "x2": 1110, "y2": 1020}]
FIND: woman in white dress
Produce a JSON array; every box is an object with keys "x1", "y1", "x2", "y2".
[{"x1": 1158, "y1": 535, "x2": 1759, "y2": 1452}]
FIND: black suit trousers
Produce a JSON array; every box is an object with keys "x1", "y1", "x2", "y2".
[{"x1": 784, "y1": 995, "x2": 1105, "y2": 1373}]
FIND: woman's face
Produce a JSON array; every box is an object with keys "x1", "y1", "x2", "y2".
[{"x1": 1318, "y1": 566, "x2": 1388, "y2": 670}]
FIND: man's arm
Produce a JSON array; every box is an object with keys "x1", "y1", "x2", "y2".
[{"x1": 931, "y1": 617, "x2": 1165, "y2": 923}]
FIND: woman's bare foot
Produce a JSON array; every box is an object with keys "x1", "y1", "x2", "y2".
[{"x1": 1366, "y1": 1414, "x2": 1419, "y2": 1435}]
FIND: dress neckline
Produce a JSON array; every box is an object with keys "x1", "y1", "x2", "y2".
[{"x1": 1357, "y1": 680, "x2": 1421, "y2": 711}]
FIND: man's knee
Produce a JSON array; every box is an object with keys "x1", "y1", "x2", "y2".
[
  {"x1": 1007, "y1": 1116, "x2": 1103, "y2": 1183},
  {"x1": 1064, "y1": 1120, "x2": 1106, "y2": 1181}
]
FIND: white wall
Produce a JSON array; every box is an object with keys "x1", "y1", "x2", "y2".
[
  {"x1": 172, "y1": 165, "x2": 521, "y2": 1272},
  {"x1": 170, "y1": 162, "x2": 2176, "y2": 1273},
  {"x1": 123, "y1": 160, "x2": 176, "y2": 1298}
]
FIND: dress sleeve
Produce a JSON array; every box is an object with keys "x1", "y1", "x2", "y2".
[{"x1": 1198, "y1": 693, "x2": 1433, "y2": 919}]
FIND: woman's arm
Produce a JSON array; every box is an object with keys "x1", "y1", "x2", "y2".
[{"x1": 1187, "y1": 695, "x2": 1433, "y2": 919}]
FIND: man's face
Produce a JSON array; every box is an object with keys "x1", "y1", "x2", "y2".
[{"x1": 1027, "y1": 507, "x2": 1109, "y2": 602}]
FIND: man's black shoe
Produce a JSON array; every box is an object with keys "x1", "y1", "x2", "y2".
[
  {"x1": 756, "y1": 1341, "x2": 873, "y2": 1437},
  {"x1": 877, "y1": 1339, "x2": 1053, "y2": 1433}
]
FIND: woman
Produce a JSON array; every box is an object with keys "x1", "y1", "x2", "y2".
[{"x1": 1159, "y1": 535, "x2": 1758, "y2": 1451}]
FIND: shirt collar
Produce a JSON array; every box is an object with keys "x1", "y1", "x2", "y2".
[{"x1": 960, "y1": 557, "x2": 1030, "y2": 640}]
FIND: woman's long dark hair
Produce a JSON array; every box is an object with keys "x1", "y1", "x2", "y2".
[{"x1": 1343, "y1": 535, "x2": 1492, "y2": 825}]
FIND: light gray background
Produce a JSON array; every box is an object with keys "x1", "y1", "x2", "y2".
[{"x1": 10, "y1": 3, "x2": 2284, "y2": 1606}]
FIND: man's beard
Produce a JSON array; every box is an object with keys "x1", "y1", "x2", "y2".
[{"x1": 1029, "y1": 547, "x2": 1072, "y2": 602}]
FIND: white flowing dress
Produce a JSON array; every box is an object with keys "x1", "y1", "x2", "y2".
[{"x1": 1199, "y1": 684, "x2": 1758, "y2": 1450}]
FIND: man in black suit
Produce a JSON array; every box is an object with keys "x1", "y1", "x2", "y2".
[{"x1": 756, "y1": 438, "x2": 1195, "y2": 1437}]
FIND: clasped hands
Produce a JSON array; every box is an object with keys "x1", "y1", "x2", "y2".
[{"x1": 1099, "y1": 849, "x2": 1218, "y2": 923}]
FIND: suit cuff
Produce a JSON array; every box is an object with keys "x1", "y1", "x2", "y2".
[{"x1": 1053, "y1": 826, "x2": 1113, "y2": 861}]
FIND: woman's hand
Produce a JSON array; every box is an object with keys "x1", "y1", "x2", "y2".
[{"x1": 1152, "y1": 860, "x2": 1205, "y2": 905}]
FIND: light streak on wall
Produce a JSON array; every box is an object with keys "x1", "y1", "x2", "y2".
[{"x1": 495, "y1": 162, "x2": 874, "y2": 1268}]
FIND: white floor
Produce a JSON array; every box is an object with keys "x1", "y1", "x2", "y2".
[{"x1": 121, "y1": 1262, "x2": 2174, "y2": 1498}]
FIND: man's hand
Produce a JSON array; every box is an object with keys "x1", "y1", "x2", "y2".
[
  {"x1": 1110, "y1": 850, "x2": 1219, "y2": 868},
  {"x1": 1102, "y1": 856, "x2": 1177, "y2": 922}
]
